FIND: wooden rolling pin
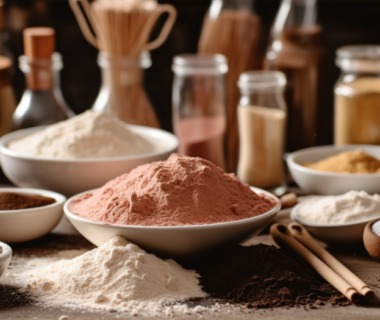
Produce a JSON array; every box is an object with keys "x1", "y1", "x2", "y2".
[
  {"x1": 270, "y1": 223, "x2": 360, "y2": 303},
  {"x1": 288, "y1": 222, "x2": 374, "y2": 300}
]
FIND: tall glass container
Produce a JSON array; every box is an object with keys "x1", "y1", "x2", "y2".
[
  {"x1": 92, "y1": 51, "x2": 160, "y2": 128},
  {"x1": 237, "y1": 71, "x2": 287, "y2": 195},
  {"x1": 335, "y1": 45, "x2": 380, "y2": 145},
  {"x1": 198, "y1": 0, "x2": 261, "y2": 172},
  {"x1": 264, "y1": 0, "x2": 327, "y2": 152},
  {"x1": 172, "y1": 54, "x2": 228, "y2": 169}
]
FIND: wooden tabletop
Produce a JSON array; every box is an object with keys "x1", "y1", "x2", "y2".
[{"x1": 1, "y1": 212, "x2": 380, "y2": 320}]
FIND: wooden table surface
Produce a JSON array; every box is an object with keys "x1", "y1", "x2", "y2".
[{"x1": 1, "y1": 211, "x2": 380, "y2": 320}]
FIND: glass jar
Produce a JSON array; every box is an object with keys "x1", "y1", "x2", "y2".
[
  {"x1": 237, "y1": 71, "x2": 287, "y2": 195},
  {"x1": 13, "y1": 52, "x2": 74, "y2": 130},
  {"x1": 264, "y1": 0, "x2": 327, "y2": 152},
  {"x1": 198, "y1": 0, "x2": 261, "y2": 172},
  {"x1": 92, "y1": 51, "x2": 160, "y2": 128},
  {"x1": 172, "y1": 54, "x2": 228, "y2": 169},
  {"x1": 335, "y1": 45, "x2": 380, "y2": 145}
]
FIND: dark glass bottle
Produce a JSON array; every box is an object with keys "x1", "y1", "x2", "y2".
[{"x1": 13, "y1": 27, "x2": 74, "y2": 130}]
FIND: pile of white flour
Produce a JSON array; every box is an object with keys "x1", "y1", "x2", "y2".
[
  {"x1": 9, "y1": 111, "x2": 157, "y2": 159},
  {"x1": 295, "y1": 190, "x2": 380, "y2": 224},
  {"x1": 3, "y1": 237, "x2": 207, "y2": 316}
]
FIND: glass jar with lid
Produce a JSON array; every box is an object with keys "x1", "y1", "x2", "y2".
[
  {"x1": 335, "y1": 45, "x2": 380, "y2": 145},
  {"x1": 237, "y1": 71, "x2": 287, "y2": 195},
  {"x1": 172, "y1": 54, "x2": 228, "y2": 169}
]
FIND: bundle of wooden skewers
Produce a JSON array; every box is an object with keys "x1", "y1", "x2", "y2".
[{"x1": 70, "y1": 0, "x2": 177, "y2": 128}]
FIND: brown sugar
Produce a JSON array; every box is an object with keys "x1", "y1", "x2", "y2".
[
  {"x1": 0, "y1": 192, "x2": 56, "y2": 210},
  {"x1": 304, "y1": 150, "x2": 380, "y2": 174}
]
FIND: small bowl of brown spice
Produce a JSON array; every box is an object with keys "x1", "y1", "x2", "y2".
[
  {"x1": 0, "y1": 188, "x2": 66, "y2": 243},
  {"x1": 287, "y1": 145, "x2": 380, "y2": 195}
]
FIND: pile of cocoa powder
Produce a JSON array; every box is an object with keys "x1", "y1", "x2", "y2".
[
  {"x1": 195, "y1": 244, "x2": 351, "y2": 309},
  {"x1": 0, "y1": 192, "x2": 56, "y2": 210}
]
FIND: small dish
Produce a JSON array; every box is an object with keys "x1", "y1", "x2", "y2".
[
  {"x1": 64, "y1": 187, "x2": 281, "y2": 260},
  {"x1": 363, "y1": 219, "x2": 380, "y2": 262},
  {"x1": 0, "y1": 241, "x2": 12, "y2": 278},
  {"x1": 0, "y1": 188, "x2": 66, "y2": 243},
  {"x1": 0, "y1": 125, "x2": 178, "y2": 197},
  {"x1": 290, "y1": 201, "x2": 376, "y2": 245},
  {"x1": 287, "y1": 145, "x2": 380, "y2": 195}
]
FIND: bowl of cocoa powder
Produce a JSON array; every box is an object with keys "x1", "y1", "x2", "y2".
[
  {"x1": 0, "y1": 188, "x2": 66, "y2": 243},
  {"x1": 64, "y1": 154, "x2": 281, "y2": 259}
]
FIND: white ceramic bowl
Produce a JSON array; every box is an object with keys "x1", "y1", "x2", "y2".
[
  {"x1": 0, "y1": 241, "x2": 12, "y2": 278},
  {"x1": 287, "y1": 145, "x2": 380, "y2": 195},
  {"x1": 0, "y1": 188, "x2": 66, "y2": 243},
  {"x1": 64, "y1": 187, "x2": 281, "y2": 260},
  {"x1": 290, "y1": 201, "x2": 377, "y2": 245},
  {"x1": 0, "y1": 125, "x2": 179, "y2": 197}
]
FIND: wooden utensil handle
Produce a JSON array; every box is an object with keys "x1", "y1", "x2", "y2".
[
  {"x1": 270, "y1": 223, "x2": 360, "y2": 303},
  {"x1": 69, "y1": 0, "x2": 99, "y2": 48},
  {"x1": 143, "y1": 4, "x2": 177, "y2": 51},
  {"x1": 288, "y1": 222, "x2": 374, "y2": 300}
]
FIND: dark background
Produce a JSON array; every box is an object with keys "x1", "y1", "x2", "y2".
[{"x1": 3, "y1": 0, "x2": 380, "y2": 139}]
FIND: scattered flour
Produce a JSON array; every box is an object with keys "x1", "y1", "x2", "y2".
[
  {"x1": 295, "y1": 190, "x2": 380, "y2": 224},
  {"x1": 8, "y1": 111, "x2": 158, "y2": 159},
  {"x1": 2, "y1": 237, "x2": 208, "y2": 316}
]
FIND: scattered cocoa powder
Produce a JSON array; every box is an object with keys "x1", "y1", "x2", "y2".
[
  {"x1": 195, "y1": 244, "x2": 351, "y2": 309},
  {"x1": 0, "y1": 192, "x2": 56, "y2": 210}
]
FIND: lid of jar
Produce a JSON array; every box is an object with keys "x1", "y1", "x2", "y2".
[
  {"x1": 237, "y1": 71, "x2": 286, "y2": 93},
  {"x1": 336, "y1": 45, "x2": 380, "y2": 72},
  {"x1": 172, "y1": 54, "x2": 228, "y2": 75}
]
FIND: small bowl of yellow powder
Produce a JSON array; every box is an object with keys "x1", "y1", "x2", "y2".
[{"x1": 287, "y1": 145, "x2": 380, "y2": 195}]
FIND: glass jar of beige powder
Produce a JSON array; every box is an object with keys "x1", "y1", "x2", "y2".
[
  {"x1": 237, "y1": 71, "x2": 287, "y2": 195},
  {"x1": 335, "y1": 45, "x2": 380, "y2": 145}
]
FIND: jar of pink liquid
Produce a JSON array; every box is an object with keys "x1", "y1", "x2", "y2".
[{"x1": 172, "y1": 54, "x2": 228, "y2": 169}]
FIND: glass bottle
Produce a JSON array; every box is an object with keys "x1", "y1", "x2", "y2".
[
  {"x1": 0, "y1": 56, "x2": 16, "y2": 137},
  {"x1": 92, "y1": 51, "x2": 160, "y2": 128},
  {"x1": 335, "y1": 45, "x2": 380, "y2": 145},
  {"x1": 237, "y1": 71, "x2": 287, "y2": 195},
  {"x1": 172, "y1": 54, "x2": 228, "y2": 169},
  {"x1": 198, "y1": 0, "x2": 261, "y2": 172},
  {"x1": 264, "y1": 0, "x2": 327, "y2": 152},
  {"x1": 13, "y1": 28, "x2": 74, "y2": 130}
]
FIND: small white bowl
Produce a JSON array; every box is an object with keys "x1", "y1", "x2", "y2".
[
  {"x1": 287, "y1": 145, "x2": 380, "y2": 195},
  {"x1": 0, "y1": 188, "x2": 66, "y2": 243},
  {"x1": 290, "y1": 200, "x2": 376, "y2": 245},
  {"x1": 0, "y1": 241, "x2": 12, "y2": 278},
  {"x1": 0, "y1": 125, "x2": 178, "y2": 197},
  {"x1": 64, "y1": 187, "x2": 280, "y2": 260}
]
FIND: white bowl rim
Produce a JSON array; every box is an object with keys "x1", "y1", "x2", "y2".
[
  {"x1": 0, "y1": 241, "x2": 12, "y2": 259},
  {"x1": 290, "y1": 199, "x2": 380, "y2": 228},
  {"x1": 0, "y1": 187, "x2": 66, "y2": 215},
  {"x1": 0, "y1": 125, "x2": 179, "y2": 163},
  {"x1": 288, "y1": 144, "x2": 380, "y2": 177},
  {"x1": 64, "y1": 186, "x2": 281, "y2": 230}
]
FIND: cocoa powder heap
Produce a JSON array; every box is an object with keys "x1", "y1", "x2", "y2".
[
  {"x1": 0, "y1": 192, "x2": 56, "y2": 210},
  {"x1": 195, "y1": 244, "x2": 351, "y2": 309}
]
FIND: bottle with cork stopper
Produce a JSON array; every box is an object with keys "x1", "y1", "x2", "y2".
[{"x1": 13, "y1": 27, "x2": 74, "y2": 130}]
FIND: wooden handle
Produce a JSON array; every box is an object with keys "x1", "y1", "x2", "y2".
[
  {"x1": 143, "y1": 4, "x2": 177, "y2": 51},
  {"x1": 270, "y1": 223, "x2": 360, "y2": 303},
  {"x1": 288, "y1": 222, "x2": 374, "y2": 300},
  {"x1": 69, "y1": 0, "x2": 99, "y2": 48}
]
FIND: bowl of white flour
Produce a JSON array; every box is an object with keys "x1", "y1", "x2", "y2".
[{"x1": 0, "y1": 112, "x2": 178, "y2": 196}]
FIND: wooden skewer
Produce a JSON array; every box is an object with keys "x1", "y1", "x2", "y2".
[
  {"x1": 270, "y1": 223, "x2": 360, "y2": 303},
  {"x1": 288, "y1": 222, "x2": 374, "y2": 300}
]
